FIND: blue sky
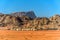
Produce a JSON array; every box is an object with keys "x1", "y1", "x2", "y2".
[{"x1": 0, "y1": 0, "x2": 60, "y2": 17}]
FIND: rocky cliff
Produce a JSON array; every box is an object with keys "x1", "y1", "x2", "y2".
[{"x1": 0, "y1": 12, "x2": 60, "y2": 30}]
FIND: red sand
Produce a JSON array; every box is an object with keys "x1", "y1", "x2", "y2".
[{"x1": 0, "y1": 30, "x2": 60, "y2": 40}]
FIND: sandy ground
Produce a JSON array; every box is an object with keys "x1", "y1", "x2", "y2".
[{"x1": 0, "y1": 30, "x2": 60, "y2": 40}]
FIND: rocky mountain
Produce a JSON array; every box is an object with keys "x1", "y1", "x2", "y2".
[
  {"x1": 0, "y1": 12, "x2": 60, "y2": 30},
  {"x1": 11, "y1": 11, "x2": 36, "y2": 19}
]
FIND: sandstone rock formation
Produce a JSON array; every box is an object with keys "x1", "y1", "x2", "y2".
[{"x1": 0, "y1": 12, "x2": 60, "y2": 30}]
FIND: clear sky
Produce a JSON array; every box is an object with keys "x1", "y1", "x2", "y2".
[{"x1": 0, "y1": 0, "x2": 60, "y2": 17}]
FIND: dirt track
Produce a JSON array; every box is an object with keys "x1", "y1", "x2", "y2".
[{"x1": 0, "y1": 30, "x2": 60, "y2": 40}]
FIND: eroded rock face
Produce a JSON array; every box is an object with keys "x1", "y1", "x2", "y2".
[
  {"x1": 0, "y1": 13, "x2": 34, "y2": 30},
  {"x1": 19, "y1": 14, "x2": 60, "y2": 30},
  {"x1": 0, "y1": 14, "x2": 23, "y2": 27},
  {"x1": 0, "y1": 12, "x2": 60, "y2": 30}
]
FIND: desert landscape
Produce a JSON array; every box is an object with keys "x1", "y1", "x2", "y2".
[
  {"x1": 0, "y1": 30, "x2": 60, "y2": 40},
  {"x1": 0, "y1": 0, "x2": 60, "y2": 40},
  {"x1": 0, "y1": 11, "x2": 60, "y2": 40},
  {"x1": 0, "y1": 10, "x2": 60, "y2": 40}
]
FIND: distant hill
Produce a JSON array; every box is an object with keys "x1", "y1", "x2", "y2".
[{"x1": 10, "y1": 11, "x2": 36, "y2": 19}]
